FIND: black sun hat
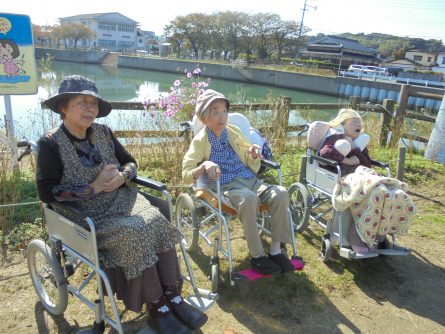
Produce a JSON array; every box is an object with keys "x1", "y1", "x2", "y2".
[{"x1": 43, "y1": 75, "x2": 112, "y2": 118}]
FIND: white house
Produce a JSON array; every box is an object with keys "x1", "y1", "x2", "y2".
[
  {"x1": 432, "y1": 49, "x2": 445, "y2": 75},
  {"x1": 59, "y1": 12, "x2": 138, "y2": 51},
  {"x1": 405, "y1": 48, "x2": 437, "y2": 67}
]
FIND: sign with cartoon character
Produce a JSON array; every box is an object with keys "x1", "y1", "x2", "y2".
[{"x1": 0, "y1": 13, "x2": 37, "y2": 95}]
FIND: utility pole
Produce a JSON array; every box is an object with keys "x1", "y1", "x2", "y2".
[{"x1": 295, "y1": 0, "x2": 317, "y2": 60}]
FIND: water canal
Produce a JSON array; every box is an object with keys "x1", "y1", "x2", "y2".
[{"x1": 1, "y1": 60, "x2": 346, "y2": 140}]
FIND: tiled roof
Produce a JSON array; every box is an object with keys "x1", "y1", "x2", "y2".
[{"x1": 310, "y1": 35, "x2": 377, "y2": 54}]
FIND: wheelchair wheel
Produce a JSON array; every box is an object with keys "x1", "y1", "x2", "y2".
[
  {"x1": 321, "y1": 235, "x2": 332, "y2": 263},
  {"x1": 175, "y1": 193, "x2": 199, "y2": 251},
  {"x1": 210, "y1": 263, "x2": 219, "y2": 293},
  {"x1": 288, "y1": 182, "x2": 311, "y2": 233},
  {"x1": 27, "y1": 239, "x2": 68, "y2": 315}
]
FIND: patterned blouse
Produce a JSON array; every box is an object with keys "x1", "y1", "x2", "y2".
[
  {"x1": 206, "y1": 127, "x2": 255, "y2": 185},
  {"x1": 36, "y1": 124, "x2": 136, "y2": 203}
]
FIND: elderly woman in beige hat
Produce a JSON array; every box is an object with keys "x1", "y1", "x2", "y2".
[
  {"x1": 319, "y1": 109, "x2": 416, "y2": 254},
  {"x1": 36, "y1": 75, "x2": 207, "y2": 334},
  {"x1": 182, "y1": 89, "x2": 295, "y2": 276}
]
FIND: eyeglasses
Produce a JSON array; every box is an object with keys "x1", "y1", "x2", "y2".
[{"x1": 71, "y1": 98, "x2": 99, "y2": 110}]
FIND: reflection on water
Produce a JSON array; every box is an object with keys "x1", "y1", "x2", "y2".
[{"x1": 1, "y1": 60, "x2": 345, "y2": 140}]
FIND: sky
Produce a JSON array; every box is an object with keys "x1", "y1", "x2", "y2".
[{"x1": 1, "y1": 0, "x2": 444, "y2": 42}]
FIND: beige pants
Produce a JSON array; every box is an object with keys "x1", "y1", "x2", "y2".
[{"x1": 218, "y1": 177, "x2": 292, "y2": 258}]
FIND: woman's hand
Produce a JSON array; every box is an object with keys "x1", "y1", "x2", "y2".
[
  {"x1": 201, "y1": 161, "x2": 221, "y2": 181},
  {"x1": 91, "y1": 164, "x2": 119, "y2": 193},
  {"x1": 248, "y1": 144, "x2": 261, "y2": 159},
  {"x1": 102, "y1": 172, "x2": 126, "y2": 192}
]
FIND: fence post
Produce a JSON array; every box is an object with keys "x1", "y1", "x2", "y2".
[
  {"x1": 350, "y1": 96, "x2": 361, "y2": 110},
  {"x1": 396, "y1": 146, "x2": 407, "y2": 181},
  {"x1": 379, "y1": 99, "x2": 395, "y2": 147},
  {"x1": 275, "y1": 96, "x2": 291, "y2": 143},
  {"x1": 390, "y1": 84, "x2": 410, "y2": 147}
]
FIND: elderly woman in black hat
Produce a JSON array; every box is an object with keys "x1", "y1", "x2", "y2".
[{"x1": 36, "y1": 75, "x2": 207, "y2": 334}]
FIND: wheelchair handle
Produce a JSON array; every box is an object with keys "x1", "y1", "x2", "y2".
[
  {"x1": 133, "y1": 176, "x2": 167, "y2": 191},
  {"x1": 261, "y1": 158, "x2": 280, "y2": 169},
  {"x1": 310, "y1": 155, "x2": 339, "y2": 167}
]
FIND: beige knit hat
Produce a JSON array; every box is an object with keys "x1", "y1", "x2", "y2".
[
  {"x1": 195, "y1": 89, "x2": 230, "y2": 121},
  {"x1": 328, "y1": 108, "x2": 363, "y2": 128}
]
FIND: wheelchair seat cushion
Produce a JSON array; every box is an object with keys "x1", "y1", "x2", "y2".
[{"x1": 194, "y1": 188, "x2": 270, "y2": 215}]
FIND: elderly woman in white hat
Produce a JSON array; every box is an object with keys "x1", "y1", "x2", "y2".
[
  {"x1": 319, "y1": 108, "x2": 416, "y2": 254},
  {"x1": 36, "y1": 75, "x2": 207, "y2": 334},
  {"x1": 319, "y1": 108, "x2": 372, "y2": 176},
  {"x1": 182, "y1": 89, "x2": 295, "y2": 276}
]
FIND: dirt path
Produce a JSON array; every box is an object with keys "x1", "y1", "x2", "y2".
[
  {"x1": 1, "y1": 173, "x2": 444, "y2": 334},
  {"x1": 1, "y1": 219, "x2": 444, "y2": 334}
]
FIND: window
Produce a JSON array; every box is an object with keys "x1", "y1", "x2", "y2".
[
  {"x1": 118, "y1": 24, "x2": 134, "y2": 32},
  {"x1": 98, "y1": 39, "x2": 116, "y2": 48},
  {"x1": 413, "y1": 55, "x2": 422, "y2": 61},
  {"x1": 99, "y1": 22, "x2": 116, "y2": 31},
  {"x1": 427, "y1": 57, "x2": 432, "y2": 62},
  {"x1": 118, "y1": 41, "x2": 134, "y2": 48},
  {"x1": 442, "y1": 57, "x2": 445, "y2": 65}
]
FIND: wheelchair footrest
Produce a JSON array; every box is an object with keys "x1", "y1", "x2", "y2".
[
  {"x1": 185, "y1": 295, "x2": 216, "y2": 312},
  {"x1": 236, "y1": 258, "x2": 305, "y2": 282},
  {"x1": 340, "y1": 247, "x2": 379, "y2": 259},
  {"x1": 374, "y1": 247, "x2": 410, "y2": 256}
]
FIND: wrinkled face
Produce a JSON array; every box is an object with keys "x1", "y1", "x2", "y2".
[
  {"x1": 201, "y1": 99, "x2": 228, "y2": 135},
  {"x1": 61, "y1": 95, "x2": 99, "y2": 133},
  {"x1": 343, "y1": 117, "x2": 363, "y2": 139}
]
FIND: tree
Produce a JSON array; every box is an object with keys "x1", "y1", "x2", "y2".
[
  {"x1": 214, "y1": 11, "x2": 248, "y2": 60},
  {"x1": 393, "y1": 47, "x2": 407, "y2": 60},
  {"x1": 251, "y1": 13, "x2": 280, "y2": 59},
  {"x1": 60, "y1": 23, "x2": 95, "y2": 49},
  {"x1": 270, "y1": 20, "x2": 299, "y2": 61},
  {"x1": 164, "y1": 24, "x2": 186, "y2": 58}
]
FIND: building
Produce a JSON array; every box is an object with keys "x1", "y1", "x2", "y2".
[
  {"x1": 432, "y1": 48, "x2": 445, "y2": 75},
  {"x1": 405, "y1": 48, "x2": 437, "y2": 67},
  {"x1": 299, "y1": 35, "x2": 379, "y2": 67},
  {"x1": 137, "y1": 30, "x2": 157, "y2": 51},
  {"x1": 59, "y1": 12, "x2": 138, "y2": 52}
]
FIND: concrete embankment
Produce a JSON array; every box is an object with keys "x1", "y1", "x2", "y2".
[
  {"x1": 35, "y1": 47, "x2": 108, "y2": 64},
  {"x1": 34, "y1": 48, "x2": 444, "y2": 110},
  {"x1": 118, "y1": 56, "x2": 444, "y2": 110}
]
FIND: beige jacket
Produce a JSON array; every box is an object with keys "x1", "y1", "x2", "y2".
[{"x1": 182, "y1": 124, "x2": 261, "y2": 184}]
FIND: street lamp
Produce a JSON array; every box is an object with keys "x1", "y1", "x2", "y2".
[{"x1": 337, "y1": 44, "x2": 343, "y2": 76}]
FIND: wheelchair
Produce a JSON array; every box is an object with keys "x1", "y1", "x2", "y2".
[
  {"x1": 288, "y1": 122, "x2": 410, "y2": 262},
  {"x1": 175, "y1": 114, "x2": 304, "y2": 293},
  {"x1": 26, "y1": 174, "x2": 216, "y2": 334}
]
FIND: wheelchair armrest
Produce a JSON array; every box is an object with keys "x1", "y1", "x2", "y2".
[
  {"x1": 132, "y1": 175, "x2": 167, "y2": 192},
  {"x1": 371, "y1": 160, "x2": 389, "y2": 169},
  {"x1": 261, "y1": 158, "x2": 280, "y2": 169},
  {"x1": 310, "y1": 155, "x2": 339, "y2": 167},
  {"x1": 49, "y1": 201, "x2": 88, "y2": 220}
]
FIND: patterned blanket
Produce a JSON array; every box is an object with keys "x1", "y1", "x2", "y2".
[{"x1": 332, "y1": 166, "x2": 416, "y2": 246}]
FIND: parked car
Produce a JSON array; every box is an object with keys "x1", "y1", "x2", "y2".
[
  {"x1": 348, "y1": 64, "x2": 365, "y2": 73},
  {"x1": 363, "y1": 66, "x2": 388, "y2": 75}
]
